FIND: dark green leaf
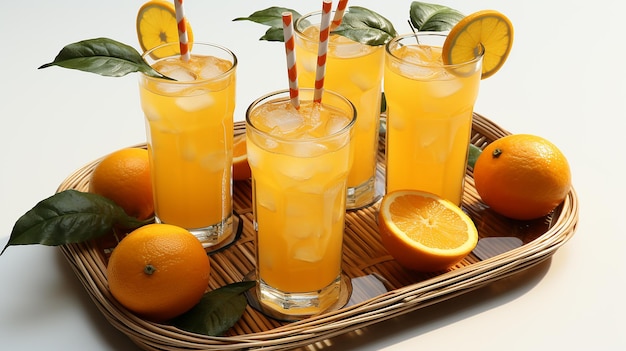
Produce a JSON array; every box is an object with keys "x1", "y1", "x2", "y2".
[
  {"x1": 233, "y1": 7, "x2": 301, "y2": 27},
  {"x1": 171, "y1": 281, "x2": 256, "y2": 336},
  {"x1": 409, "y1": 1, "x2": 464, "y2": 32},
  {"x1": 1, "y1": 190, "x2": 148, "y2": 255},
  {"x1": 233, "y1": 7, "x2": 302, "y2": 42},
  {"x1": 38, "y1": 37, "x2": 168, "y2": 79},
  {"x1": 467, "y1": 144, "x2": 483, "y2": 169},
  {"x1": 261, "y1": 26, "x2": 288, "y2": 42},
  {"x1": 332, "y1": 7, "x2": 397, "y2": 46}
]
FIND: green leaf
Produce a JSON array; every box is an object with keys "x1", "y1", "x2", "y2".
[
  {"x1": 468, "y1": 144, "x2": 483, "y2": 169},
  {"x1": 171, "y1": 281, "x2": 256, "y2": 336},
  {"x1": 409, "y1": 1, "x2": 464, "y2": 32},
  {"x1": 233, "y1": 7, "x2": 303, "y2": 42},
  {"x1": 233, "y1": 7, "x2": 301, "y2": 27},
  {"x1": 38, "y1": 37, "x2": 168, "y2": 79},
  {"x1": 1, "y1": 190, "x2": 148, "y2": 255},
  {"x1": 332, "y1": 7, "x2": 397, "y2": 46},
  {"x1": 261, "y1": 26, "x2": 288, "y2": 42}
]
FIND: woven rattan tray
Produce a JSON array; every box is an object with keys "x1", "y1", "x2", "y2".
[{"x1": 57, "y1": 112, "x2": 578, "y2": 350}]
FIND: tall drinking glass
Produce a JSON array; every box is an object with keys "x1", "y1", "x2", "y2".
[
  {"x1": 295, "y1": 11, "x2": 384, "y2": 209},
  {"x1": 246, "y1": 88, "x2": 355, "y2": 320},
  {"x1": 138, "y1": 42, "x2": 237, "y2": 249},
  {"x1": 384, "y1": 33, "x2": 484, "y2": 205}
]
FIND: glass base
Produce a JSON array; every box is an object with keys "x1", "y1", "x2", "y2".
[
  {"x1": 155, "y1": 213, "x2": 237, "y2": 252},
  {"x1": 346, "y1": 176, "x2": 381, "y2": 210},
  {"x1": 243, "y1": 271, "x2": 352, "y2": 322}
]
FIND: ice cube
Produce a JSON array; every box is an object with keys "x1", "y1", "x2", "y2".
[
  {"x1": 332, "y1": 42, "x2": 366, "y2": 58},
  {"x1": 266, "y1": 108, "x2": 304, "y2": 135},
  {"x1": 388, "y1": 112, "x2": 406, "y2": 131},
  {"x1": 262, "y1": 138, "x2": 279, "y2": 150},
  {"x1": 277, "y1": 158, "x2": 314, "y2": 181},
  {"x1": 350, "y1": 72, "x2": 375, "y2": 91},
  {"x1": 427, "y1": 78, "x2": 463, "y2": 98},
  {"x1": 196, "y1": 55, "x2": 231, "y2": 79},
  {"x1": 141, "y1": 101, "x2": 161, "y2": 121},
  {"x1": 325, "y1": 115, "x2": 350, "y2": 135},
  {"x1": 292, "y1": 227, "x2": 327, "y2": 263},
  {"x1": 246, "y1": 147, "x2": 260, "y2": 167},
  {"x1": 157, "y1": 64, "x2": 197, "y2": 82},
  {"x1": 395, "y1": 61, "x2": 441, "y2": 80},
  {"x1": 181, "y1": 140, "x2": 196, "y2": 162},
  {"x1": 293, "y1": 142, "x2": 329, "y2": 158},
  {"x1": 200, "y1": 151, "x2": 227, "y2": 172},
  {"x1": 302, "y1": 57, "x2": 316, "y2": 73},
  {"x1": 273, "y1": 117, "x2": 303, "y2": 135},
  {"x1": 175, "y1": 94, "x2": 215, "y2": 112},
  {"x1": 199, "y1": 62, "x2": 226, "y2": 79},
  {"x1": 288, "y1": 221, "x2": 316, "y2": 239},
  {"x1": 256, "y1": 187, "x2": 277, "y2": 212},
  {"x1": 394, "y1": 45, "x2": 446, "y2": 79},
  {"x1": 293, "y1": 246, "x2": 323, "y2": 263},
  {"x1": 405, "y1": 45, "x2": 442, "y2": 64}
]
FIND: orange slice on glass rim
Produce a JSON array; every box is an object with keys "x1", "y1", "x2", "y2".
[
  {"x1": 442, "y1": 10, "x2": 514, "y2": 79},
  {"x1": 377, "y1": 190, "x2": 478, "y2": 272},
  {"x1": 136, "y1": 0, "x2": 194, "y2": 57}
]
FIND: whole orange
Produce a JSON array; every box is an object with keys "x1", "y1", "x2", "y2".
[
  {"x1": 473, "y1": 134, "x2": 571, "y2": 220},
  {"x1": 89, "y1": 147, "x2": 154, "y2": 220},
  {"x1": 106, "y1": 223, "x2": 210, "y2": 322}
]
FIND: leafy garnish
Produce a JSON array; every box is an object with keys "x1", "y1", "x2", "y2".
[
  {"x1": 409, "y1": 1, "x2": 464, "y2": 32},
  {"x1": 233, "y1": 7, "x2": 304, "y2": 42},
  {"x1": 171, "y1": 281, "x2": 256, "y2": 336},
  {"x1": 234, "y1": 6, "x2": 395, "y2": 46},
  {"x1": 38, "y1": 37, "x2": 170, "y2": 79},
  {"x1": 332, "y1": 7, "x2": 397, "y2": 46},
  {"x1": 467, "y1": 144, "x2": 483, "y2": 169},
  {"x1": 1, "y1": 190, "x2": 150, "y2": 255}
]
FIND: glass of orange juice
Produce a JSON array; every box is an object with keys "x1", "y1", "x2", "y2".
[
  {"x1": 295, "y1": 11, "x2": 384, "y2": 209},
  {"x1": 245, "y1": 88, "x2": 355, "y2": 320},
  {"x1": 138, "y1": 42, "x2": 237, "y2": 249},
  {"x1": 384, "y1": 33, "x2": 484, "y2": 205}
]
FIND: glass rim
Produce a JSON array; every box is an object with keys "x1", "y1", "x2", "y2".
[
  {"x1": 294, "y1": 10, "x2": 343, "y2": 44},
  {"x1": 245, "y1": 88, "x2": 357, "y2": 143},
  {"x1": 140, "y1": 41, "x2": 238, "y2": 83},
  {"x1": 386, "y1": 32, "x2": 485, "y2": 68}
]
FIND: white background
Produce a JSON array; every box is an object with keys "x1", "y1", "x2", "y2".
[{"x1": 1, "y1": 0, "x2": 624, "y2": 350}]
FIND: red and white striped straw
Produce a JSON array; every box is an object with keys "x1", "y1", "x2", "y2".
[
  {"x1": 330, "y1": 0, "x2": 349, "y2": 30},
  {"x1": 314, "y1": 0, "x2": 332, "y2": 103},
  {"x1": 282, "y1": 12, "x2": 300, "y2": 109},
  {"x1": 174, "y1": 0, "x2": 190, "y2": 61}
]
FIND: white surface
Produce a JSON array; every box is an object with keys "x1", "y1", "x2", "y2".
[{"x1": 1, "y1": 0, "x2": 624, "y2": 350}]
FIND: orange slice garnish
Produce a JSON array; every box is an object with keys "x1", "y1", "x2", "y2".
[
  {"x1": 136, "y1": 0, "x2": 194, "y2": 57},
  {"x1": 442, "y1": 10, "x2": 514, "y2": 79}
]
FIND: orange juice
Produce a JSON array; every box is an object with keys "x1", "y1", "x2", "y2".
[
  {"x1": 246, "y1": 89, "x2": 355, "y2": 318},
  {"x1": 384, "y1": 33, "x2": 483, "y2": 205},
  {"x1": 295, "y1": 13, "x2": 384, "y2": 208},
  {"x1": 138, "y1": 43, "x2": 237, "y2": 247}
]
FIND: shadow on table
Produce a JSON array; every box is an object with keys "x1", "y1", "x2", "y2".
[
  {"x1": 51, "y1": 242, "x2": 548, "y2": 351},
  {"x1": 294, "y1": 257, "x2": 552, "y2": 351},
  {"x1": 54, "y1": 249, "x2": 142, "y2": 350}
]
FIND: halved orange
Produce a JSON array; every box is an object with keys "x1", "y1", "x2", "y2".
[
  {"x1": 232, "y1": 134, "x2": 251, "y2": 181},
  {"x1": 378, "y1": 190, "x2": 478, "y2": 272},
  {"x1": 136, "y1": 0, "x2": 194, "y2": 57},
  {"x1": 442, "y1": 10, "x2": 514, "y2": 79}
]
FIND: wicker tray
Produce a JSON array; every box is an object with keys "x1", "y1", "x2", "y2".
[{"x1": 57, "y1": 112, "x2": 578, "y2": 351}]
